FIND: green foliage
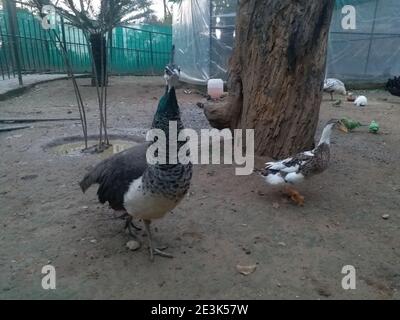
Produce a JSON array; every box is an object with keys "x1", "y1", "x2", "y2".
[{"x1": 29, "y1": 0, "x2": 154, "y2": 34}]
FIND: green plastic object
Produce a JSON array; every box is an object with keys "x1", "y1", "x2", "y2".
[
  {"x1": 369, "y1": 120, "x2": 380, "y2": 134},
  {"x1": 341, "y1": 117, "x2": 362, "y2": 131}
]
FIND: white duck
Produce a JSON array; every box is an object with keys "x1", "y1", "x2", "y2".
[
  {"x1": 354, "y1": 95, "x2": 368, "y2": 107},
  {"x1": 324, "y1": 78, "x2": 347, "y2": 101}
]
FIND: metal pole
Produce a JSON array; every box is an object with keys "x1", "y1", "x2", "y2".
[
  {"x1": 149, "y1": 31, "x2": 154, "y2": 74},
  {"x1": 5, "y1": 0, "x2": 23, "y2": 85},
  {"x1": 60, "y1": 16, "x2": 68, "y2": 73},
  {"x1": 364, "y1": 0, "x2": 379, "y2": 75},
  {"x1": 209, "y1": 0, "x2": 212, "y2": 79}
]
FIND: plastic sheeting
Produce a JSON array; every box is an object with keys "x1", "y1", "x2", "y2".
[
  {"x1": 173, "y1": 0, "x2": 400, "y2": 84},
  {"x1": 327, "y1": 0, "x2": 400, "y2": 82},
  {"x1": 173, "y1": 0, "x2": 210, "y2": 84},
  {"x1": 173, "y1": 0, "x2": 235, "y2": 84}
]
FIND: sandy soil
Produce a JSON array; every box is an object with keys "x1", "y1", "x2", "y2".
[{"x1": 0, "y1": 76, "x2": 399, "y2": 299}]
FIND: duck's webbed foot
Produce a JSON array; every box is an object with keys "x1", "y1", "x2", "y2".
[
  {"x1": 144, "y1": 220, "x2": 174, "y2": 261},
  {"x1": 283, "y1": 186, "x2": 305, "y2": 206}
]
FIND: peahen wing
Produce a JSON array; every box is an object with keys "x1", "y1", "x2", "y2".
[{"x1": 80, "y1": 142, "x2": 150, "y2": 211}]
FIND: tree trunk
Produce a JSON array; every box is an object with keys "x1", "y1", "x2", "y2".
[
  {"x1": 206, "y1": 0, "x2": 335, "y2": 158},
  {"x1": 89, "y1": 33, "x2": 107, "y2": 87}
]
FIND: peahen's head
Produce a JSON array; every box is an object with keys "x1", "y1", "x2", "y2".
[{"x1": 152, "y1": 65, "x2": 183, "y2": 133}]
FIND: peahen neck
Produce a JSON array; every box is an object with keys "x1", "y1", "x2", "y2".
[
  {"x1": 150, "y1": 86, "x2": 186, "y2": 165},
  {"x1": 151, "y1": 87, "x2": 182, "y2": 133}
]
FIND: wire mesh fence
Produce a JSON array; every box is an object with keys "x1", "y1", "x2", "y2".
[{"x1": 0, "y1": 1, "x2": 172, "y2": 82}]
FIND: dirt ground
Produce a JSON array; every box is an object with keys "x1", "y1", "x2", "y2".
[{"x1": 0, "y1": 76, "x2": 399, "y2": 299}]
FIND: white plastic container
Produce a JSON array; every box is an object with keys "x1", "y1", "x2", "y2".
[{"x1": 207, "y1": 79, "x2": 224, "y2": 99}]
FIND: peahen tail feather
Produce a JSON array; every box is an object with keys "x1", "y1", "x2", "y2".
[{"x1": 79, "y1": 162, "x2": 107, "y2": 193}]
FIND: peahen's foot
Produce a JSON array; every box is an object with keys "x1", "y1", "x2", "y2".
[
  {"x1": 149, "y1": 247, "x2": 174, "y2": 261},
  {"x1": 144, "y1": 220, "x2": 173, "y2": 261},
  {"x1": 283, "y1": 186, "x2": 305, "y2": 206},
  {"x1": 124, "y1": 215, "x2": 142, "y2": 237}
]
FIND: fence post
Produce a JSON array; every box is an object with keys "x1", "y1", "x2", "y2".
[
  {"x1": 5, "y1": 0, "x2": 23, "y2": 85},
  {"x1": 364, "y1": 0, "x2": 379, "y2": 75},
  {"x1": 60, "y1": 16, "x2": 68, "y2": 74},
  {"x1": 149, "y1": 31, "x2": 154, "y2": 74},
  {"x1": 108, "y1": 29, "x2": 113, "y2": 75}
]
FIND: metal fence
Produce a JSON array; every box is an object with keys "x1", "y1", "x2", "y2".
[{"x1": 0, "y1": 1, "x2": 172, "y2": 82}]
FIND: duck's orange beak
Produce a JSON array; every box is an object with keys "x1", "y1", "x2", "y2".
[{"x1": 338, "y1": 121, "x2": 349, "y2": 133}]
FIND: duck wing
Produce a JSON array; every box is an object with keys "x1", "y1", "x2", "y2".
[
  {"x1": 263, "y1": 150, "x2": 316, "y2": 185},
  {"x1": 265, "y1": 150, "x2": 315, "y2": 174},
  {"x1": 324, "y1": 78, "x2": 344, "y2": 91}
]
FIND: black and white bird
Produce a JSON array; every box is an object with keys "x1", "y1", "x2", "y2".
[
  {"x1": 386, "y1": 76, "x2": 400, "y2": 97},
  {"x1": 323, "y1": 78, "x2": 347, "y2": 101},
  {"x1": 79, "y1": 66, "x2": 193, "y2": 260},
  {"x1": 259, "y1": 119, "x2": 347, "y2": 205}
]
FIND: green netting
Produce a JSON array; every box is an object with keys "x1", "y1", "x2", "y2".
[
  {"x1": 0, "y1": 7, "x2": 172, "y2": 79},
  {"x1": 110, "y1": 25, "x2": 172, "y2": 75}
]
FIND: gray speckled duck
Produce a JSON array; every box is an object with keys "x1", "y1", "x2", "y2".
[
  {"x1": 260, "y1": 119, "x2": 347, "y2": 205},
  {"x1": 80, "y1": 66, "x2": 192, "y2": 260}
]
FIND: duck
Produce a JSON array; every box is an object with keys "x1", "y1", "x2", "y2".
[
  {"x1": 354, "y1": 95, "x2": 368, "y2": 107},
  {"x1": 323, "y1": 78, "x2": 347, "y2": 101},
  {"x1": 79, "y1": 65, "x2": 193, "y2": 261},
  {"x1": 258, "y1": 119, "x2": 347, "y2": 205}
]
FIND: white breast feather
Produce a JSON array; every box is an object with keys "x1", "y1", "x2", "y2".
[{"x1": 124, "y1": 177, "x2": 177, "y2": 220}]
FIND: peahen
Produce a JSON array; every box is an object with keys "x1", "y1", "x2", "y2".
[{"x1": 79, "y1": 66, "x2": 193, "y2": 261}]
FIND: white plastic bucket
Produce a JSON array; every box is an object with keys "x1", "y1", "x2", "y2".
[{"x1": 207, "y1": 79, "x2": 224, "y2": 99}]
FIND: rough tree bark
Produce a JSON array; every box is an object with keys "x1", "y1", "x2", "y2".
[
  {"x1": 205, "y1": 0, "x2": 335, "y2": 158},
  {"x1": 90, "y1": 33, "x2": 107, "y2": 87}
]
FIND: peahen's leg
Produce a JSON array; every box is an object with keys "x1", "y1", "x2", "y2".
[
  {"x1": 115, "y1": 210, "x2": 142, "y2": 234},
  {"x1": 124, "y1": 215, "x2": 142, "y2": 237},
  {"x1": 143, "y1": 219, "x2": 173, "y2": 261}
]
